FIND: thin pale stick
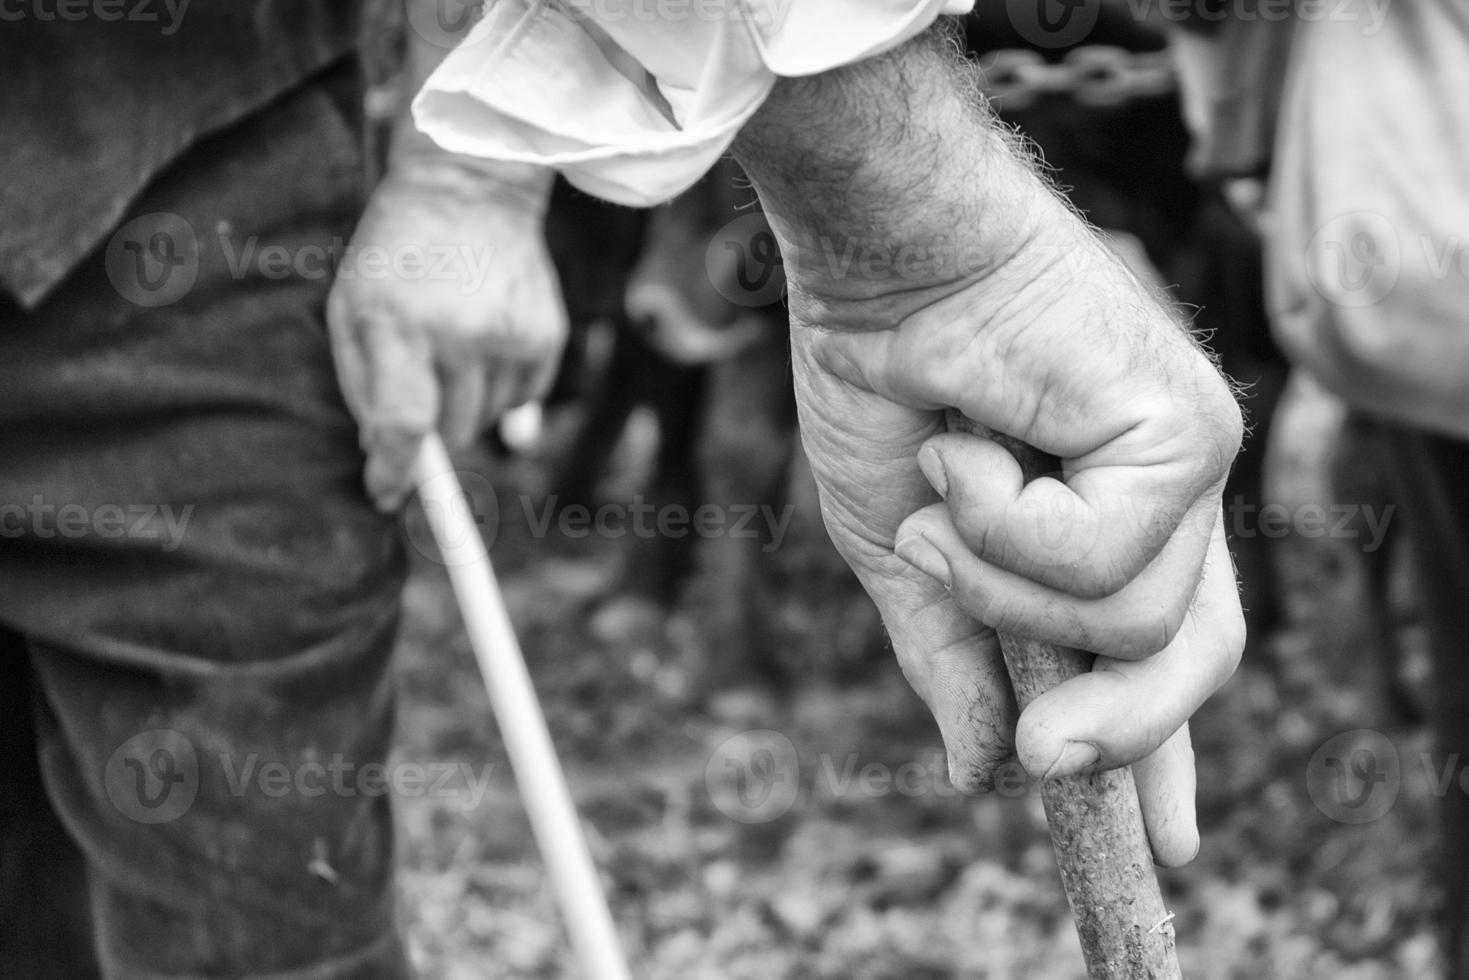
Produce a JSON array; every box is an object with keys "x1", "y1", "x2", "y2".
[{"x1": 413, "y1": 435, "x2": 633, "y2": 980}]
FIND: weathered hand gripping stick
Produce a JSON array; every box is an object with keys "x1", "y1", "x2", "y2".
[
  {"x1": 416, "y1": 415, "x2": 1181, "y2": 980},
  {"x1": 947, "y1": 410, "x2": 1182, "y2": 980}
]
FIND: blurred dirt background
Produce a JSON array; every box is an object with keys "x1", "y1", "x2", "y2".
[{"x1": 386, "y1": 374, "x2": 1445, "y2": 980}]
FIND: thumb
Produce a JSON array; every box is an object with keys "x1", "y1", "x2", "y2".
[{"x1": 857, "y1": 546, "x2": 1016, "y2": 794}]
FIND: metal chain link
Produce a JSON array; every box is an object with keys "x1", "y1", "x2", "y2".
[{"x1": 977, "y1": 46, "x2": 1177, "y2": 112}]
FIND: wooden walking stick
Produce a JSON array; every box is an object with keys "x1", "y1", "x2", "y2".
[{"x1": 947, "y1": 411, "x2": 1182, "y2": 980}]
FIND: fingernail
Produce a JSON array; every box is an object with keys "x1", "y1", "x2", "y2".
[
  {"x1": 894, "y1": 531, "x2": 952, "y2": 588},
  {"x1": 1042, "y1": 741, "x2": 1101, "y2": 781},
  {"x1": 1152, "y1": 833, "x2": 1201, "y2": 869},
  {"x1": 917, "y1": 445, "x2": 948, "y2": 499}
]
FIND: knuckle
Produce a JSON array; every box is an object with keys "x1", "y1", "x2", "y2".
[
  {"x1": 1212, "y1": 610, "x2": 1247, "y2": 684},
  {"x1": 1162, "y1": 588, "x2": 1193, "y2": 642},
  {"x1": 1113, "y1": 604, "x2": 1185, "y2": 660},
  {"x1": 365, "y1": 417, "x2": 429, "y2": 450},
  {"x1": 1061, "y1": 555, "x2": 1132, "y2": 600},
  {"x1": 948, "y1": 576, "x2": 997, "y2": 627},
  {"x1": 950, "y1": 506, "x2": 1001, "y2": 560},
  {"x1": 1190, "y1": 382, "x2": 1246, "y2": 479}
]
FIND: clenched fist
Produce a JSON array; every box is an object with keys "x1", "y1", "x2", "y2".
[{"x1": 327, "y1": 157, "x2": 566, "y2": 510}]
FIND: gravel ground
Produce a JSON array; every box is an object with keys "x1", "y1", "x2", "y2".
[{"x1": 389, "y1": 379, "x2": 1444, "y2": 979}]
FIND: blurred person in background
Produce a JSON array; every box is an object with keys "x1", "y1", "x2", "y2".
[
  {"x1": 1171, "y1": 0, "x2": 1469, "y2": 972},
  {"x1": 1, "y1": 2, "x2": 1246, "y2": 977}
]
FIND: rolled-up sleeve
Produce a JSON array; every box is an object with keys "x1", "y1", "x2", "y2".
[{"x1": 413, "y1": 0, "x2": 974, "y2": 205}]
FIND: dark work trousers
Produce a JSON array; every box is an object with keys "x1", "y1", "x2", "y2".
[
  {"x1": 0, "y1": 58, "x2": 411, "y2": 979},
  {"x1": 1382, "y1": 422, "x2": 1469, "y2": 979}
]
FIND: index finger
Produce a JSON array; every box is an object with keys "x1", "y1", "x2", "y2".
[
  {"x1": 360, "y1": 315, "x2": 438, "y2": 510},
  {"x1": 918, "y1": 427, "x2": 1227, "y2": 598},
  {"x1": 816, "y1": 285, "x2": 1240, "y2": 597}
]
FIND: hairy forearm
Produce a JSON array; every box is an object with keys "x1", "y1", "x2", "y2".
[{"x1": 731, "y1": 23, "x2": 1069, "y2": 318}]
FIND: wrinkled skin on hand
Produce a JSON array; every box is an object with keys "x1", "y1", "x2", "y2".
[
  {"x1": 327, "y1": 159, "x2": 567, "y2": 510},
  {"x1": 735, "y1": 28, "x2": 1244, "y2": 867}
]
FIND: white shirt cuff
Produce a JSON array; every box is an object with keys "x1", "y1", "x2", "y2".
[{"x1": 413, "y1": 0, "x2": 975, "y2": 206}]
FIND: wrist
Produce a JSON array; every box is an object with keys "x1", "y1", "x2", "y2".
[
  {"x1": 731, "y1": 24, "x2": 1072, "y2": 329},
  {"x1": 386, "y1": 137, "x2": 554, "y2": 217}
]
